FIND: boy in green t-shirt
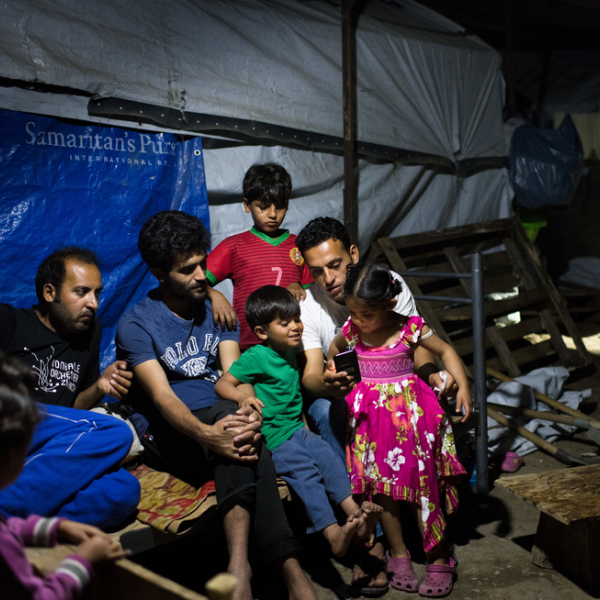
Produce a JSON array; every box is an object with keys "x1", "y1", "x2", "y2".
[{"x1": 215, "y1": 285, "x2": 381, "y2": 558}]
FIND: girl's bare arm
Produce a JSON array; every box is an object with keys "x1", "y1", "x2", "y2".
[{"x1": 419, "y1": 326, "x2": 472, "y2": 422}]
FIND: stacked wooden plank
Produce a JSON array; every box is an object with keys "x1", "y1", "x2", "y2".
[{"x1": 367, "y1": 217, "x2": 591, "y2": 377}]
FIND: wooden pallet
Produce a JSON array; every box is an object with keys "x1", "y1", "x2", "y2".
[{"x1": 367, "y1": 217, "x2": 591, "y2": 377}]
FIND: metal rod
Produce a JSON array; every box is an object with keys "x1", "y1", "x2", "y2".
[
  {"x1": 471, "y1": 252, "x2": 488, "y2": 494},
  {"x1": 397, "y1": 272, "x2": 472, "y2": 279},
  {"x1": 413, "y1": 295, "x2": 472, "y2": 305}
]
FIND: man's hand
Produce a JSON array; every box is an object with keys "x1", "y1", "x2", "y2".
[
  {"x1": 209, "y1": 406, "x2": 262, "y2": 461},
  {"x1": 287, "y1": 282, "x2": 307, "y2": 302},
  {"x1": 323, "y1": 360, "x2": 355, "y2": 399},
  {"x1": 428, "y1": 370, "x2": 457, "y2": 397},
  {"x1": 97, "y1": 361, "x2": 133, "y2": 401},
  {"x1": 57, "y1": 520, "x2": 111, "y2": 544},
  {"x1": 207, "y1": 287, "x2": 238, "y2": 331}
]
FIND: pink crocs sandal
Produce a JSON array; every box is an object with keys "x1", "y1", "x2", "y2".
[
  {"x1": 501, "y1": 451, "x2": 523, "y2": 472},
  {"x1": 388, "y1": 550, "x2": 418, "y2": 593},
  {"x1": 418, "y1": 557, "x2": 456, "y2": 598}
]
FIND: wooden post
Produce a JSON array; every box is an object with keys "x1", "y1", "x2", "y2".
[
  {"x1": 342, "y1": 0, "x2": 358, "y2": 245},
  {"x1": 503, "y1": 0, "x2": 516, "y2": 119}
]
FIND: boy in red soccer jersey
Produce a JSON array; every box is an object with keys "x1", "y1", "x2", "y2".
[{"x1": 206, "y1": 163, "x2": 312, "y2": 350}]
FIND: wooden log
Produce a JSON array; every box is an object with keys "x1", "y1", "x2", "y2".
[
  {"x1": 487, "y1": 406, "x2": 561, "y2": 457},
  {"x1": 488, "y1": 402, "x2": 588, "y2": 427},
  {"x1": 205, "y1": 574, "x2": 238, "y2": 600},
  {"x1": 26, "y1": 545, "x2": 207, "y2": 600}
]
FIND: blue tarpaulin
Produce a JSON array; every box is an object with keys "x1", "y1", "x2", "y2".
[
  {"x1": 0, "y1": 109, "x2": 209, "y2": 373},
  {"x1": 510, "y1": 114, "x2": 584, "y2": 210}
]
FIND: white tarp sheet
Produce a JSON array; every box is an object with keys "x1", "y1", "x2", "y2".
[
  {"x1": 486, "y1": 367, "x2": 592, "y2": 457},
  {"x1": 206, "y1": 144, "x2": 513, "y2": 249},
  {"x1": 0, "y1": 0, "x2": 506, "y2": 162}
]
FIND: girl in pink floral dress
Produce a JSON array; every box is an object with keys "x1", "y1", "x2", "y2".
[{"x1": 328, "y1": 264, "x2": 471, "y2": 598}]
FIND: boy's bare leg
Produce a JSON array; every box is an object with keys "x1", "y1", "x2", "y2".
[
  {"x1": 352, "y1": 542, "x2": 388, "y2": 589},
  {"x1": 276, "y1": 552, "x2": 318, "y2": 600},
  {"x1": 351, "y1": 494, "x2": 387, "y2": 590},
  {"x1": 223, "y1": 504, "x2": 253, "y2": 600},
  {"x1": 340, "y1": 496, "x2": 383, "y2": 542},
  {"x1": 322, "y1": 515, "x2": 362, "y2": 557}
]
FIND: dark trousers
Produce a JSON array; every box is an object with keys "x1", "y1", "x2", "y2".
[{"x1": 141, "y1": 400, "x2": 299, "y2": 564}]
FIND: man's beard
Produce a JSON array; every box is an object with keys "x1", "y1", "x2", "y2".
[{"x1": 165, "y1": 278, "x2": 208, "y2": 302}]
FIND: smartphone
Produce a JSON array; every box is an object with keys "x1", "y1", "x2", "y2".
[{"x1": 333, "y1": 349, "x2": 361, "y2": 383}]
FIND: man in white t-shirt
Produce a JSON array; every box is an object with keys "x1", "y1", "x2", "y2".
[{"x1": 295, "y1": 217, "x2": 455, "y2": 594}]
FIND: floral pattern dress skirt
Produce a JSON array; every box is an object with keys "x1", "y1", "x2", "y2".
[{"x1": 343, "y1": 316, "x2": 465, "y2": 552}]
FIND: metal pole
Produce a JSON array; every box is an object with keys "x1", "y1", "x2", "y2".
[
  {"x1": 342, "y1": 0, "x2": 358, "y2": 245},
  {"x1": 472, "y1": 252, "x2": 488, "y2": 494}
]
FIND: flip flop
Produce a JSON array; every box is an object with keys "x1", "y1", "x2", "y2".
[
  {"x1": 388, "y1": 550, "x2": 418, "y2": 592},
  {"x1": 501, "y1": 451, "x2": 523, "y2": 472},
  {"x1": 418, "y1": 557, "x2": 456, "y2": 598},
  {"x1": 350, "y1": 553, "x2": 389, "y2": 597}
]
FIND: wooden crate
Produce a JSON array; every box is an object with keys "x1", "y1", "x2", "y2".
[{"x1": 367, "y1": 217, "x2": 591, "y2": 377}]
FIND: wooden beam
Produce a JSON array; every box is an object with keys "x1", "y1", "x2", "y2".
[
  {"x1": 511, "y1": 217, "x2": 590, "y2": 364},
  {"x1": 486, "y1": 325, "x2": 522, "y2": 377},
  {"x1": 342, "y1": 0, "x2": 358, "y2": 245},
  {"x1": 387, "y1": 218, "x2": 513, "y2": 252},
  {"x1": 26, "y1": 545, "x2": 207, "y2": 600},
  {"x1": 379, "y1": 238, "x2": 452, "y2": 346}
]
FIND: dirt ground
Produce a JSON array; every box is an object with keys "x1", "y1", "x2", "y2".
[{"x1": 132, "y1": 321, "x2": 600, "y2": 600}]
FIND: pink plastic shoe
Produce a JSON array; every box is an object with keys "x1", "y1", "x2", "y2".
[
  {"x1": 418, "y1": 557, "x2": 456, "y2": 597},
  {"x1": 501, "y1": 451, "x2": 523, "y2": 472},
  {"x1": 388, "y1": 550, "x2": 418, "y2": 593}
]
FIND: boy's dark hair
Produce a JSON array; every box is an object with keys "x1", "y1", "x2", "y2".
[
  {"x1": 344, "y1": 263, "x2": 403, "y2": 307},
  {"x1": 296, "y1": 217, "x2": 352, "y2": 254},
  {"x1": 138, "y1": 210, "x2": 210, "y2": 272},
  {"x1": 35, "y1": 247, "x2": 100, "y2": 304},
  {"x1": 245, "y1": 285, "x2": 300, "y2": 331},
  {"x1": 243, "y1": 163, "x2": 292, "y2": 209},
  {"x1": 0, "y1": 353, "x2": 39, "y2": 453}
]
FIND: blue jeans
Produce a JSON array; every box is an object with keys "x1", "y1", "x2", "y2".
[
  {"x1": 306, "y1": 397, "x2": 348, "y2": 466},
  {"x1": 307, "y1": 397, "x2": 385, "y2": 541},
  {"x1": 272, "y1": 428, "x2": 351, "y2": 534}
]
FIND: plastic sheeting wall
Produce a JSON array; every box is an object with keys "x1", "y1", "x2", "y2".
[
  {"x1": 0, "y1": 109, "x2": 209, "y2": 369},
  {"x1": 0, "y1": 0, "x2": 505, "y2": 163},
  {"x1": 206, "y1": 144, "x2": 513, "y2": 301}
]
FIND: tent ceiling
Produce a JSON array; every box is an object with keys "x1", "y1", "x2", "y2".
[
  {"x1": 0, "y1": 0, "x2": 506, "y2": 165},
  {"x1": 414, "y1": 0, "x2": 600, "y2": 51}
]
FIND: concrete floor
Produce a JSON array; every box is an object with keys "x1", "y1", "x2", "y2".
[
  {"x1": 303, "y1": 344, "x2": 600, "y2": 600},
  {"x1": 132, "y1": 331, "x2": 600, "y2": 600}
]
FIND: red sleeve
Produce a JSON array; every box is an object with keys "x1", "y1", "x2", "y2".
[
  {"x1": 300, "y1": 261, "x2": 313, "y2": 287},
  {"x1": 206, "y1": 239, "x2": 233, "y2": 285}
]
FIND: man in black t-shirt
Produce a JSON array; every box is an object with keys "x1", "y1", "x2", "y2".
[
  {"x1": 0, "y1": 247, "x2": 132, "y2": 407},
  {"x1": 0, "y1": 248, "x2": 140, "y2": 528}
]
